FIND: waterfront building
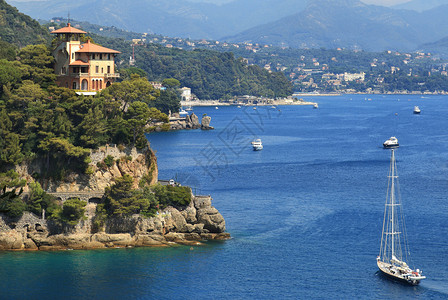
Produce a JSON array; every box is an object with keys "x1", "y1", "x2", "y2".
[{"x1": 51, "y1": 23, "x2": 121, "y2": 94}]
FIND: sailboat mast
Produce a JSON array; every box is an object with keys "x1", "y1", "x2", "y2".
[{"x1": 390, "y1": 149, "x2": 395, "y2": 259}]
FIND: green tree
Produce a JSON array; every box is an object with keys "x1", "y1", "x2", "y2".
[
  {"x1": 102, "y1": 74, "x2": 159, "y2": 111},
  {"x1": 124, "y1": 101, "x2": 151, "y2": 147},
  {"x1": 18, "y1": 44, "x2": 56, "y2": 88},
  {"x1": 57, "y1": 198, "x2": 86, "y2": 226},
  {"x1": 151, "y1": 89, "x2": 181, "y2": 114},
  {"x1": 0, "y1": 170, "x2": 26, "y2": 218},
  {"x1": 26, "y1": 181, "x2": 58, "y2": 217},
  {"x1": 77, "y1": 106, "x2": 108, "y2": 148},
  {"x1": 104, "y1": 174, "x2": 154, "y2": 216},
  {"x1": 162, "y1": 78, "x2": 180, "y2": 89}
]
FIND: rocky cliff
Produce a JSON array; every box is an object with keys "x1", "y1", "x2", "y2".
[
  {"x1": 1, "y1": 143, "x2": 230, "y2": 251},
  {"x1": 15, "y1": 144, "x2": 158, "y2": 193},
  {"x1": 0, "y1": 195, "x2": 229, "y2": 250}
]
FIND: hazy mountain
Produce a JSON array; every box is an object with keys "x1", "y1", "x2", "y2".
[
  {"x1": 393, "y1": 0, "x2": 448, "y2": 12},
  {"x1": 224, "y1": 0, "x2": 448, "y2": 52},
  {"x1": 6, "y1": 0, "x2": 309, "y2": 39},
  {"x1": 420, "y1": 36, "x2": 448, "y2": 57}
]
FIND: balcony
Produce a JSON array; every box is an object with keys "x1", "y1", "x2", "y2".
[
  {"x1": 70, "y1": 73, "x2": 90, "y2": 78},
  {"x1": 105, "y1": 73, "x2": 120, "y2": 78}
]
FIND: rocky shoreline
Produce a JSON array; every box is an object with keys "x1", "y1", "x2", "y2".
[
  {"x1": 169, "y1": 112, "x2": 214, "y2": 131},
  {"x1": 0, "y1": 194, "x2": 229, "y2": 251}
]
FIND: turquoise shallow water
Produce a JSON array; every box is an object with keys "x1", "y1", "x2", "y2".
[{"x1": 1, "y1": 95, "x2": 448, "y2": 299}]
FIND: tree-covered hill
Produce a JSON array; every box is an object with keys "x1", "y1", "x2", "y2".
[
  {"x1": 95, "y1": 35, "x2": 292, "y2": 99},
  {"x1": 0, "y1": 0, "x2": 49, "y2": 47}
]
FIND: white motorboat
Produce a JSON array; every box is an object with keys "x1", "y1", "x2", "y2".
[
  {"x1": 313, "y1": 103, "x2": 318, "y2": 109},
  {"x1": 251, "y1": 139, "x2": 263, "y2": 151},
  {"x1": 377, "y1": 149, "x2": 426, "y2": 285},
  {"x1": 413, "y1": 106, "x2": 421, "y2": 114},
  {"x1": 383, "y1": 137, "x2": 399, "y2": 149},
  {"x1": 185, "y1": 106, "x2": 193, "y2": 111},
  {"x1": 179, "y1": 108, "x2": 188, "y2": 116}
]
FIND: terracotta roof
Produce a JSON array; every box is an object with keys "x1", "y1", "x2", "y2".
[
  {"x1": 51, "y1": 23, "x2": 87, "y2": 34},
  {"x1": 76, "y1": 40, "x2": 121, "y2": 54},
  {"x1": 69, "y1": 60, "x2": 90, "y2": 66}
]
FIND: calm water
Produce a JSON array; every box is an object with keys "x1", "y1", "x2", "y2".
[{"x1": 1, "y1": 95, "x2": 448, "y2": 299}]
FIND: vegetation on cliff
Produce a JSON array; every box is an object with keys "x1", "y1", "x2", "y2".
[{"x1": 0, "y1": 39, "x2": 171, "y2": 223}]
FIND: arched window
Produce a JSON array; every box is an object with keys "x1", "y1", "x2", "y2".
[
  {"x1": 81, "y1": 79, "x2": 88, "y2": 90},
  {"x1": 96, "y1": 66, "x2": 99, "y2": 73},
  {"x1": 100, "y1": 80, "x2": 103, "y2": 90},
  {"x1": 73, "y1": 82, "x2": 77, "y2": 89},
  {"x1": 101, "y1": 67, "x2": 104, "y2": 73},
  {"x1": 107, "y1": 66, "x2": 110, "y2": 73}
]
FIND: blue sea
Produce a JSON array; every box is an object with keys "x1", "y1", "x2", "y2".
[{"x1": 1, "y1": 95, "x2": 448, "y2": 299}]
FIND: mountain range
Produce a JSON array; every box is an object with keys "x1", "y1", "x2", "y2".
[
  {"x1": 7, "y1": 0, "x2": 309, "y2": 39},
  {"x1": 6, "y1": 0, "x2": 448, "y2": 53},
  {"x1": 225, "y1": 0, "x2": 448, "y2": 52}
]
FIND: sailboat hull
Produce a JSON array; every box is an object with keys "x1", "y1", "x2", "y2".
[{"x1": 377, "y1": 261, "x2": 424, "y2": 286}]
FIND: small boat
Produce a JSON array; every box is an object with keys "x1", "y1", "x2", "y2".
[
  {"x1": 185, "y1": 106, "x2": 193, "y2": 111},
  {"x1": 179, "y1": 108, "x2": 188, "y2": 116},
  {"x1": 413, "y1": 106, "x2": 421, "y2": 114},
  {"x1": 253, "y1": 107, "x2": 257, "y2": 110},
  {"x1": 215, "y1": 106, "x2": 219, "y2": 110},
  {"x1": 251, "y1": 139, "x2": 263, "y2": 151},
  {"x1": 383, "y1": 136, "x2": 399, "y2": 149},
  {"x1": 271, "y1": 106, "x2": 276, "y2": 109},
  {"x1": 377, "y1": 149, "x2": 426, "y2": 285},
  {"x1": 237, "y1": 106, "x2": 241, "y2": 108},
  {"x1": 313, "y1": 103, "x2": 318, "y2": 109}
]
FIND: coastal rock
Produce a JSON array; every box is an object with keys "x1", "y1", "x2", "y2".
[
  {"x1": 180, "y1": 202, "x2": 197, "y2": 224},
  {"x1": 194, "y1": 196, "x2": 226, "y2": 233},
  {"x1": 201, "y1": 115, "x2": 214, "y2": 130},
  {"x1": 0, "y1": 231, "x2": 24, "y2": 250},
  {"x1": 91, "y1": 233, "x2": 133, "y2": 247},
  {"x1": 190, "y1": 113, "x2": 200, "y2": 128},
  {"x1": 165, "y1": 207, "x2": 188, "y2": 233},
  {"x1": 134, "y1": 234, "x2": 168, "y2": 246},
  {"x1": 197, "y1": 207, "x2": 226, "y2": 233}
]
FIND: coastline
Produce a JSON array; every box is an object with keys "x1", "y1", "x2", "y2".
[
  {"x1": 0, "y1": 194, "x2": 230, "y2": 251},
  {"x1": 181, "y1": 99, "x2": 317, "y2": 107}
]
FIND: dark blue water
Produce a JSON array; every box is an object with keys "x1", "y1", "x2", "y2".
[{"x1": 1, "y1": 95, "x2": 448, "y2": 299}]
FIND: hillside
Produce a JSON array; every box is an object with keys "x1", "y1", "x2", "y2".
[
  {"x1": 0, "y1": 0, "x2": 49, "y2": 46},
  {"x1": 93, "y1": 34, "x2": 292, "y2": 99}
]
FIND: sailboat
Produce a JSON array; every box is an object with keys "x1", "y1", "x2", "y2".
[{"x1": 377, "y1": 149, "x2": 426, "y2": 285}]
